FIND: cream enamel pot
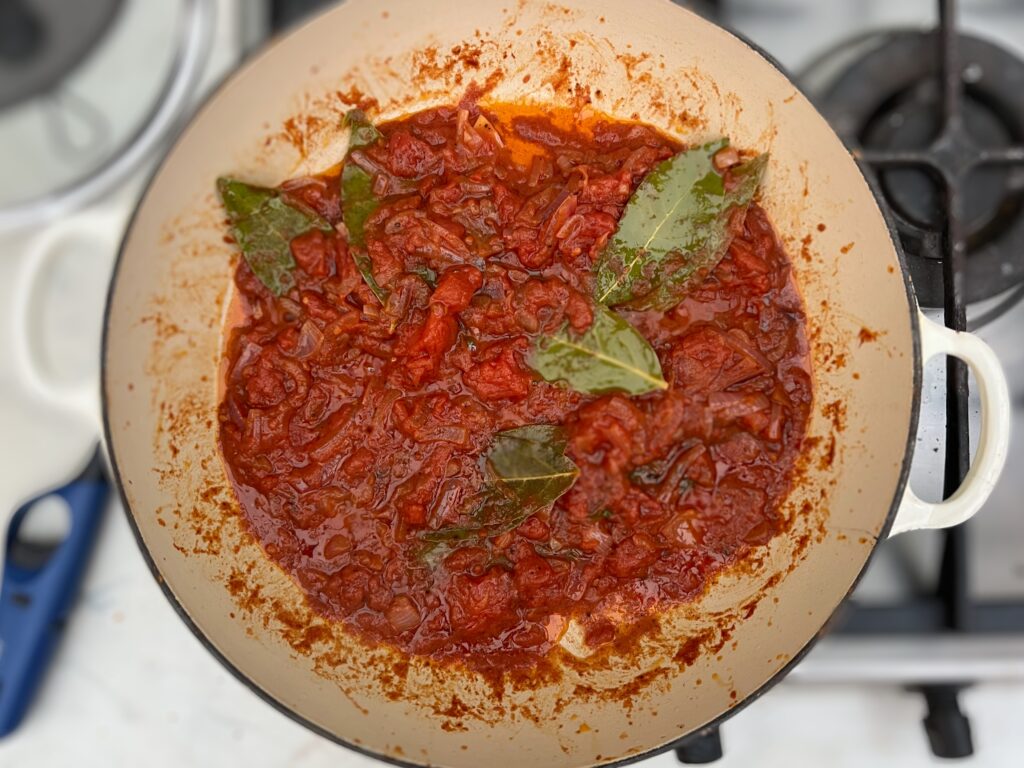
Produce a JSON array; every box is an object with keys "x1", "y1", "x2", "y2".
[{"x1": 101, "y1": 1, "x2": 1011, "y2": 765}]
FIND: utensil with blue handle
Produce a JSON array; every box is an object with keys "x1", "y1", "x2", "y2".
[
  {"x1": 0, "y1": 447, "x2": 108, "y2": 737},
  {"x1": 4, "y1": 210, "x2": 121, "y2": 737}
]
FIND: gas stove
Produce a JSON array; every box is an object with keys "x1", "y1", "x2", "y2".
[{"x1": 1, "y1": 1, "x2": 1021, "y2": 766}]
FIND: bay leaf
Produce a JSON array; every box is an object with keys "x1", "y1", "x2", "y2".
[
  {"x1": 341, "y1": 163, "x2": 378, "y2": 249},
  {"x1": 532, "y1": 543, "x2": 587, "y2": 561},
  {"x1": 418, "y1": 425, "x2": 579, "y2": 558},
  {"x1": 218, "y1": 177, "x2": 329, "y2": 295},
  {"x1": 345, "y1": 108, "x2": 382, "y2": 151},
  {"x1": 594, "y1": 139, "x2": 767, "y2": 310},
  {"x1": 341, "y1": 110, "x2": 382, "y2": 249},
  {"x1": 411, "y1": 265, "x2": 438, "y2": 286},
  {"x1": 529, "y1": 305, "x2": 667, "y2": 395},
  {"x1": 485, "y1": 425, "x2": 580, "y2": 507},
  {"x1": 419, "y1": 492, "x2": 524, "y2": 544},
  {"x1": 352, "y1": 251, "x2": 388, "y2": 305},
  {"x1": 340, "y1": 110, "x2": 391, "y2": 309}
]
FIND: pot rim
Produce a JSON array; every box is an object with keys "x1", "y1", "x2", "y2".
[{"x1": 99, "y1": 5, "x2": 924, "y2": 765}]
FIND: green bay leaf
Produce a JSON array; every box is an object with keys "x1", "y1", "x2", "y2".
[
  {"x1": 419, "y1": 492, "x2": 526, "y2": 545},
  {"x1": 341, "y1": 162, "x2": 378, "y2": 249},
  {"x1": 529, "y1": 305, "x2": 667, "y2": 395},
  {"x1": 340, "y1": 110, "x2": 389, "y2": 307},
  {"x1": 418, "y1": 425, "x2": 579, "y2": 560},
  {"x1": 352, "y1": 250, "x2": 388, "y2": 305},
  {"x1": 344, "y1": 108, "x2": 382, "y2": 151},
  {"x1": 486, "y1": 425, "x2": 579, "y2": 507},
  {"x1": 411, "y1": 265, "x2": 438, "y2": 286},
  {"x1": 341, "y1": 110, "x2": 382, "y2": 250},
  {"x1": 217, "y1": 177, "x2": 329, "y2": 295},
  {"x1": 594, "y1": 139, "x2": 767, "y2": 310}
]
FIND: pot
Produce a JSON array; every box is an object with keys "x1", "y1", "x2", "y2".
[{"x1": 101, "y1": 0, "x2": 1011, "y2": 765}]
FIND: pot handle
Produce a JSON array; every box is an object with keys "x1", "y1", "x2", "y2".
[
  {"x1": 889, "y1": 312, "x2": 1011, "y2": 536},
  {"x1": 10, "y1": 210, "x2": 124, "y2": 429}
]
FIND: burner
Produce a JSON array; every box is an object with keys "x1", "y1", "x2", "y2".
[
  {"x1": 0, "y1": 0, "x2": 213, "y2": 228},
  {"x1": 0, "y1": 0, "x2": 123, "y2": 111},
  {"x1": 801, "y1": 31, "x2": 1024, "y2": 308}
]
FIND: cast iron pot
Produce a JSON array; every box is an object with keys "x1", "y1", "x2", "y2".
[{"x1": 102, "y1": 1, "x2": 1011, "y2": 765}]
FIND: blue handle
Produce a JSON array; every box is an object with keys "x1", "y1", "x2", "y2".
[{"x1": 0, "y1": 448, "x2": 108, "y2": 737}]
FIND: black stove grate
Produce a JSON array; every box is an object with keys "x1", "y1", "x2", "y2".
[
  {"x1": 807, "y1": 26, "x2": 1024, "y2": 314},
  {"x1": 859, "y1": 2, "x2": 1023, "y2": 578},
  {"x1": 842, "y1": 0, "x2": 1023, "y2": 757},
  {"x1": 819, "y1": 6, "x2": 1024, "y2": 623}
]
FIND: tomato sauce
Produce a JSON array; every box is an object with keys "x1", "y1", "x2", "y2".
[{"x1": 219, "y1": 104, "x2": 812, "y2": 668}]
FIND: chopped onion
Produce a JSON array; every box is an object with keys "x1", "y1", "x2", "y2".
[
  {"x1": 555, "y1": 213, "x2": 585, "y2": 241},
  {"x1": 708, "y1": 391, "x2": 771, "y2": 421},
  {"x1": 659, "y1": 511, "x2": 699, "y2": 547},
  {"x1": 292, "y1": 320, "x2": 323, "y2": 359},
  {"x1": 386, "y1": 595, "x2": 422, "y2": 633},
  {"x1": 456, "y1": 109, "x2": 486, "y2": 152},
  {"x1": 549, "y1": 194, "x2": 579, "y2": 236},
  {"x1": 425, "y1": 425, "x2": 471, "y2": 446},
  {"x1": 473, "y1": 115, "x2": 504, "y2": 147},
  {"x1": 579, "y1": 524, "x2": 612, "y2": 554},
  {"x1": 230, "y1": 340, "x2": 262, "y2": 381},
  {"x1": 544, "y1": 613, "x2": 567, "y2": 643},
  {"x1": 722, "y1": 329, "x2": 771, "y2": 374},
  {"x1": 558, "y1": 618, "x2": 595, "y2": 658},
  {"x1": 527, "y1": 156, "x2": 545, "y2": 187},
  {"x1": 370, "y1": 389, "x2": 403, "y2": 429},
  {"x1": 554, "y1": 154, "x2": 575, "y2": 174},
  {"x1": 224, "y1": 395, "x2": 246, "y2": 430},
  {"x1": 278, "y1": 296, "x2": 304, "y2": 321},
  {"x1": 713, "y1": 145, "x2": 740, "y2": 171},
  {"x1": 457, "y1": 180, "x2": 493, "y2": 197},
  {"x1": 766, "y1": 402, "x2": 785, "y2": 442},
  {"x1": 539, "y1": 186, "x2": 574, "y2": 224}
]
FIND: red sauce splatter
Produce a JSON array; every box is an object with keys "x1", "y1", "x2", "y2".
[{"x1": 858, "y1": 327, "x2": 880, "y2": 344}]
